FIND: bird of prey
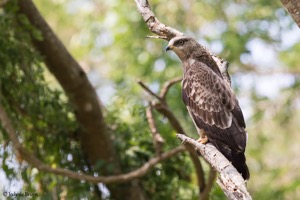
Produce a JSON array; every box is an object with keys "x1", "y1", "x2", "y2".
[{"x1": 166, "y1": 36, "x2": 250, "y2": 180}]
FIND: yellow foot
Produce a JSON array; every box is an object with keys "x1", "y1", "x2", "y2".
[{"x1": 197, "y1": 135, "x2": 208, "y2": 144}]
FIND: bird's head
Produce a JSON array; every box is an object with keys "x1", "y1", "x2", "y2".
[{"x1": 166, "y1": 36, "x2": 198, "y2": 60}]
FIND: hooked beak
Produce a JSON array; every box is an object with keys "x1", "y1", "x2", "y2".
[{"x1": 165, "y1": 45, "x2": 173, "y2": 52}]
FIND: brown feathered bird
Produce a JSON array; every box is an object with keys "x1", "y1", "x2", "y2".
[{"x1": 166, "y1": 36, "x2": 250, "y2": 180}]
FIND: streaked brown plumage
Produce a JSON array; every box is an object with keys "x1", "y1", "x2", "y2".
[{"x1": 166, "y1": 36, "x2": 250, "y2": 180}]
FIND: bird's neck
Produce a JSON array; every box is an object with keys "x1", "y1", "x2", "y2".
[{"x1": 193, "y1": 53, "x2": 223, "y2": 78}]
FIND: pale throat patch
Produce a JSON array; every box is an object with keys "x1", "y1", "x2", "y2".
[{"x1": 188, "y1": 58, "x2": 196, "y2": 66}]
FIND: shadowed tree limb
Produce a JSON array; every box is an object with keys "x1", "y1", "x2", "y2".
[{"x1": 177, "y1": 134, "x2": 252, "y2": 200}]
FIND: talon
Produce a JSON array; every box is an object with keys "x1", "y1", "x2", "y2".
[{"x1": 197, "y1": 132, "x2": 208, "y2": 144}]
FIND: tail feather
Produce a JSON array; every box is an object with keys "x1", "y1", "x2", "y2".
[
  {"x1": 212, "y1": 141, "x2": 250, "y2": 180},
  {"x1": 232, "y1": 150, "x2": 250, "y2": 180}
]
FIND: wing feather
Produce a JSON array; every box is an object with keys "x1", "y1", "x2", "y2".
[{"x1": 182, "y1": 61, "x2": 236, "y2": 129}]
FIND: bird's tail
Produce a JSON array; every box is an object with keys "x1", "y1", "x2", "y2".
[
  {"x1": 231, "y1": 150, "x2": 250, "y2": 180},
  {"x1": 213, "y1": 142, "x2": 250, "y2": 180}
]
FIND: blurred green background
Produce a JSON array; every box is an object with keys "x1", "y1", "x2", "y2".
[{"x1": 0, "y1": 0, "x2": 300, "y2": 199}]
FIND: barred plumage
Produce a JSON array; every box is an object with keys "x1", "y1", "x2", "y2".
[{"x1": 166, "y1": 36, "x2": 250, "y2": 180}]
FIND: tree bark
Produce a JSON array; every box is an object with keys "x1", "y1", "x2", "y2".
[{"x1": 281, "y1": 0, "x2": 300, "y2": 28}]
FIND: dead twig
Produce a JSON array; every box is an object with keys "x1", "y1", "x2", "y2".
[{"x1": 146, "y1": 35, "x2": 168, "y2": 40}]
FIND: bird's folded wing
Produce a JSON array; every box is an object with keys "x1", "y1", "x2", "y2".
[{"x1": 182, "y1": 61, "x2": 243, "y2": 129}]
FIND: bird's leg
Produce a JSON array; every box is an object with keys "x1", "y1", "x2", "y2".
[{"x1": 197, "y1": 129, "x2": 209, "y2": 144}]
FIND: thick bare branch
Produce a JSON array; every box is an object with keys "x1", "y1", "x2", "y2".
[
  {"x1": 177, "y1": 134, "x2": 252, "y2": 200},
  {"x1": 281, "y1": 0, "x2": 300, "y2": 28},
  {"x1": 134, "y1": 0, "x2": 183, "y2": 40},
  {"x1": 0, "y1": 103, "x2": 185, "y2": 184}
]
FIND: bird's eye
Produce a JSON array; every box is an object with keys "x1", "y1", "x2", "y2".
[{"x1": 179, "y1": 40, "x2": 184, "y2": 45}]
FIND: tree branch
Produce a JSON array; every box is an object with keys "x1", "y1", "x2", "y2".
[
  {"x1": 177, "y1": 134, "x2": 252, "y2": 200},
  {"x1": 0, "y1": 102, "x2": 185, "y2": 184},
  {"x1": 134, "y1": 0, "x2": 183, "y2": 40}
]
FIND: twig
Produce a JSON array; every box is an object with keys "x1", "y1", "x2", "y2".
[
  {"x1": 177, "y1": 134, "x2": 252, "y2": 200},
  {"x1": 146, "y1": 105, "x2": 165, "y2": 155},
  {"x1": 159, "y1": 76, "x2": 182, "y2": 100},
  {"x1": 137, "y1": 80, "x2": 163, "y2": 101},
  {"x1": 0, "y1": 103, "x2": 185, "y2": 184},
  {"x1": 146, "y1": 35, "x2": 168, "y2": 40}
]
